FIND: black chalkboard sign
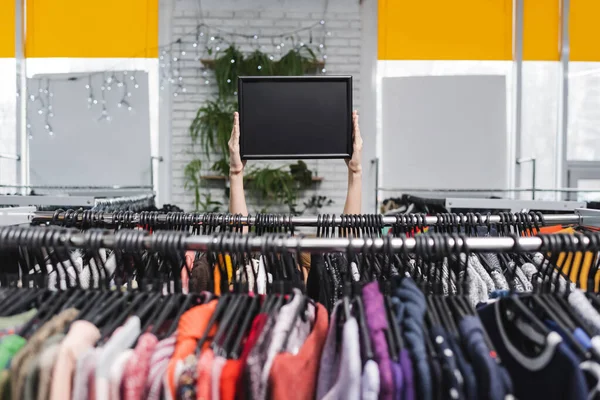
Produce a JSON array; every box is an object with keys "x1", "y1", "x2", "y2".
[{"x1": 238, "y1": 76, "x2": 353, "y2": 160}]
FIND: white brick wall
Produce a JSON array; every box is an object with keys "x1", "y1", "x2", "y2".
[{"x1": 169, "y1": 0, "x2": 361, "y2": 214}]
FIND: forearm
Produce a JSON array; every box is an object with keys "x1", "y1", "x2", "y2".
[
  {"x1": 343, "y1": 170, "x2": 362, "y2": 214},
  {"x1": 229, "y1": 172, "x2": 248, "y2": 216}
]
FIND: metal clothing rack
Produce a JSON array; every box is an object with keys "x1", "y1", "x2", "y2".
[
  {"x1": 26, "y1": 209, "x2": 597, "y2": 228},
  {"x1": 0, "y1": 192, "x2": 155, "y2": 210},
  {"x1": 444, "y1": 198, "x2": 586, "y2": 212},
  {"x1": 0, "y1": 207, "x2": 36, "y2": 226},
  {"x1": 92, "y1": 193, "x2": 156, "y2": 212},
  {"x1": 0, "y1": 226, "x2": 586, "y2": 254}
]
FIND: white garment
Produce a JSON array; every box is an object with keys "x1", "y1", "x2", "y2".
[
  {"x1": 258, "y1": 289, "x2": 314, "y2": 399},
  {"x1": 580, "y1": 360, "x2": 600, "y2": 400},
  {"x1": 235, "y1": 258, "x2": 273, "y2": 295},
  {"x1": 361, "y1": 359, "x2": 380, "y2": 400},
  {"x1": 321, "y1": 318, "x2": 361, "y2": 400},
  {"x1": 108, "y1": 349, "x2": 133, "y2": 400},
  {"x1": 95, "y1": 316, "x2": 141, "y2": 400},
  {"x1": 351, "y1": 262, "x2": 360, "y2": 282},
  {"x1": 592, "y1": 336, "x2": 600, "y2": 356}
]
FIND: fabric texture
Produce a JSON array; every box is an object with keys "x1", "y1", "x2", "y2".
[
  {"x1": 446, "y1": 334, "x2": 476, "y2": 400},
  {"x1": 361, "y1": 359, "x2": 380, "y2": 400},
  {"x1": 71, "y1": 347, "x2": 99, "y2": 400},
  {"x1": 391, "y1": 362, "x2": 403, "y2": 400},
  {"x1": 468, "y1": 255, "x2": 495, "y2": 293},
  {"x1": 219, "y1": 359, "x2": 241, "y2": 400},
  {"x1": 482, "y1": 254, "x2": 510, "y2": 291},
  {"x1": 269, "y1": 303, "x2": 329, "y2": 400},
  {"x1": 23, "y1": 333, "x2": 64, "y2": 400},
  {"x1": 0, "y1": 309, "x2": 37, "y2": 330},
  {"x1": 95, "y1": 316, "x2": 142, "y2": 400},
  {"x1": 250, "y1": 290, "x2": 313, "y2": 400},
  {"x1": 0, "y1": 335, "x2": 26, "y2": 370},
  {"x1": 236, "y1": 314, "x2": 269, "y2": 400},
  {"x1": 122, "y1": 332, "x2": 158, "y2": 400},
  {"x1": 392, "y1": 277, "x2": 431, "y2": 400},
  {"x1": 108, "y1": 349, "x2": 133, "y2": 400},
  {"x1": 189, "y1": 253, "x2": 211, "y2": 294},
  {"x1": 166, "y1": 300, "x2": 218, "y2": 399},
  {"x1": 362, "y1": 282, "x2": 394, "y2": 400},
  {"x1": 316, "y1": 302, "x2": 342, "y2": 399},
  {"x1": 196, "y1": 349, "x2": 215, "y2": 400},
  {"x1": 430, "y1": 326, "x2": 465, "y2": 400},
  {"x1": 144, "y1": 333, "x2": 177, "y2": 400},
  {"x1": 50, "y1": 319, "x2": 101, "y2": 400},
  {"x1": 569, "y1": 289, "x2": 600, "y2": 335},
  {"x1": 399, "y1": 348, "x2": 415, "y2": 400},
  {"x1": 244, "y1": 314, "x2": 277, "y2": 400},
  {"x1": 176, "y1": 355, "x2": 197, "y2": 400},
  {"x1": 211, "y1": 356, "x2": 227, "y2": 400},
  {"x1": 11, "y1": 308, "x2": 78, "y2": 400},
  {"x1": 458, "y1": 315, "x2": 510, "y2": 400}
]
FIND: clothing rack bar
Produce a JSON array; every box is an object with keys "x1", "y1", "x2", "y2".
[
  {"x1": 444, "y1": 198, "x2": 585, "y2": 212},
  {"x1": 29, "y1": 210, "x2": 585, "y2": 227},
  {"x1": 0, "y1": 207, "x2": 36, "y2": 226},
  {"x1": 0, "y1": 195, "x2": 97, "y2": 207},
  {"x1": 5, "y1": 228, "x2": 553, "y2": 253}
]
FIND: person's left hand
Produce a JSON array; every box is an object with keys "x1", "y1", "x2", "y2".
[{"x1": 346, "y1": 110, "x2": 363, "y2": 174}]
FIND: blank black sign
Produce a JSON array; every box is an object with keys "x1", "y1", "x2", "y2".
[{"x1": 238, "y1": 76, "x2": 352, "y2": 159}]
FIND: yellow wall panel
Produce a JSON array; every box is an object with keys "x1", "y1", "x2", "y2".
[
  {"x1": 378, "y1": 0, "x2": 513, "y2": 61},
  {"x1": 523, "y1": 0, "x2": 560, "y2": 61},
  {"x1": 570, "y1": 0, "x2": 600, "y2": 62},
  {"x1": 0, "y1": 0, "x2": 16, "y2": 57},
  {"x1": 26, "y1": 0, "x2": 158, "y2": 58}
]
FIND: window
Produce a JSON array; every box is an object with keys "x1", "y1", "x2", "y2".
[
  {"x1": 0, "y1": 59, "x2": 17, "y2": 193},
  {"x1": 519, "y1": 62, "x2": 560, "y2": 199}
]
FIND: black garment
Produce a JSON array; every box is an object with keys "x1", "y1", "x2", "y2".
[
  {"x1": 428, "y1": 351, "x2": 443, "y2": 400},
  {"x1": 478, "y1": 300, "x2": 587, "y2": 400},
  {"x1": 307, "y1": 254, "x2": 333, "y2": 312},
  {"x1": 458, "y1": 314, "x2": 512, "y2": 400},
  {"x1": 446, "y1": 332, "x2": 478, "y2": 400},
  {"x1": 430, "y1": 325, "x2": 465, "y2": 400}
]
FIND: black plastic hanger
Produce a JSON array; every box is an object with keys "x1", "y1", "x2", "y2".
[
  {"x1": 229, "y1": 295, "x2": 260, "y2": 359},
  {"x1": 352, "y1": 292, "x2": 374, "y2": 360},
  {"x1": 195, "y1": 294, "x2": 232, "y2": 354}
]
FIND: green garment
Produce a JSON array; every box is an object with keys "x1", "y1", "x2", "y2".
[
  {"x1": 0, "y1": 309, "x2": 37, "y2": 330},
  {"x1": 0, "y1": 335, "x2": 26, "y2": 370}
]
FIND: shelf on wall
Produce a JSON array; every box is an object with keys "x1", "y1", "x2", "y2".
[
  {"x1": 200, "y1": 59, "x2": 326, "y2": 71},
  {"x1": 201, "y1": 174, "x2": 324, "y2": 182}
]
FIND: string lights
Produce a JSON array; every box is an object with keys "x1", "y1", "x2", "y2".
[{"x1": 27, "y1": 0, "x2": 330, "y2": 137}]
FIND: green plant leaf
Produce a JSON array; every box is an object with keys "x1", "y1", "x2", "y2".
[
  {"x1": 183, "y1": 159, "x2": 203, "y2": 209},
  {"x1": 188, "y1": 44, "x2": 325, "y2": 212}
]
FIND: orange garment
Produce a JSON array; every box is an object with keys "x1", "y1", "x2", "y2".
[
  {"x1": 220, "y1": 359, "x2": 242, "y2": 400},
  {"x1": 268, "y1": 303, "x2": 329, "y2": 400},
  {"x1": 538, "y1": 225, "x2": 566, "y2": 234},
  {"x1": 214, "y1": 267, "x2": 222, "y2": 296},
  {"x1": 558, "y1": 227, "x2": 576, "y2": 234},
  {"x1": 165, "y1": 300, "x2": 218, "y2": 399}
]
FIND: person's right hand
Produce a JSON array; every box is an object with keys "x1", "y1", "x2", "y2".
[{"x1": 228, "y1": 112, "x2": 246, "y2": 175}]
